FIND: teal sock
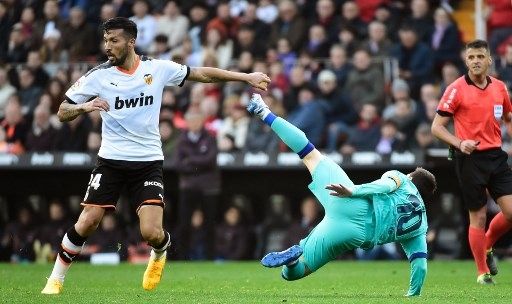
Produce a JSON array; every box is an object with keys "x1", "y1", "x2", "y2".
[
  {"x1": 282, "y1": 261, "x2": 306, "y2": 281},
  {"x1": 266, "y1": 115, "x2": 314, "y2": 158}
]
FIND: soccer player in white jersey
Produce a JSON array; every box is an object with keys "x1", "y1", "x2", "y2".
[{"x1": 41, "y1": 17, "x2": 270, "y2": 295}]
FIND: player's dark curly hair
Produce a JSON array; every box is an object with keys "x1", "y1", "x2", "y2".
[
  {"x1": 409, "y1": 167, "x2": 437, "y2": 203},
  {"x1": 102, "y1": 17, "x2": 137, "y2": 39}
]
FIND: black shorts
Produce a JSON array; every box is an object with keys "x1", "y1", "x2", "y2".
[
  {"x1": 454, "y1": 148, "x2": 512, "y2": 210},
  {"x1": 82, "y1": 157, "x2": 165, "y2": 212}
]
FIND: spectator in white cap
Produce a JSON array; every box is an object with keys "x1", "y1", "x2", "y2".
[
  {"x1": 317, "y1": 69, "x2": 358, "y2": 152},
  {"x1": 40, "y1": 28, "x2": 68, "y2": 63}
]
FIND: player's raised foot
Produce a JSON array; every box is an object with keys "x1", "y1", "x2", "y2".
[
  {"x1": 486, "y1": 249, "x2": 498, "y2": 276},
  {"x1": 246, "y1": 93, "x2": 270, "y2": 118},
  {"x1": 476, "y1": 273, "x2": 495, "y2": 285},
  {"x1": 261, "y1": 245, "x2": 303, "y2": 268},
  {"x1": 142, "y1": 253, "x2": 167, "y2": 291},
  {"x1": 41, "y1": 278, "x2": 63, "y2": 295}
]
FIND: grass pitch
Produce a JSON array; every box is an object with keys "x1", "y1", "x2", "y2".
[{"x1": 1, "y1": 261, "x2": 510, "y2": 303}]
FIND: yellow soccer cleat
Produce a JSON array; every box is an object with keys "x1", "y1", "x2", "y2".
[
  {"x1": 41, "y1": 278, "x2": 63, "y2": 295},
  {"x1": 142, "y1": 254, "x2": 166, "y2": 290}
]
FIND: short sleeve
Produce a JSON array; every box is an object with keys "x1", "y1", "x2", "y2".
[
  {"x1": 159, "y1": 60, "x2": 190, "y2": 87},
  {"x1": 65, "y1": 74, "x2": 100, "y2": 104},
  {"x1": 437, "y1": 84, "x2": 460, "y2": 116}
]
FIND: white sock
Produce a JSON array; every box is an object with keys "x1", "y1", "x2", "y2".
[
  {"x1": 150, "y1": 231, "x2": 171, "y2": 260},
  {"x1": 150, "y1": 248, "x2": 167, "y2": 260},
  {"x1": 49, "y1": 234, "x2": 83, "y2": 282},
  {"x1": 49, "y1": 258, "x2": 69, "y2": 282}
]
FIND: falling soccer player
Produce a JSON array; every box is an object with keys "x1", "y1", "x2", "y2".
[{"x1": 247, "y1": 93, "x2": 436, "y2": 296}]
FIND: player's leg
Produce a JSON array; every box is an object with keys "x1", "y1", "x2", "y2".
[
  {"x1": 262, "y1": 167, "x2": 367, "y2": 280},
  {"x1": 247, "y1": 93, "x2": 322, "y2": 174},
  {"x1": 42, "y1": 159, "x2": 120, "y2": 294},
  {"x1": 281, "y1": 209, "x2": 367, "y2": 281},
  {"x1": 468, "y1": 205, "x2": 492, "y2": 283},
  {"x1": 485, "y1": 154, "x2": 512, "y2": 276},
  {"x1": 131, "y1": 161, "x2": 169, "y2": 290},
  {"x1": 485, "y1": 196, "x2": 512, "y2": 277},
  {"x1": 42, "y1": 206, "x2": 106, "y2": 295},
  {"x1": 454, "y1": 152, "x2": 493, "y2": 283},
  {"x1": 484, "y1": 210, "x2": 509, "y2": 276},
  {"x1": 139, "y1": 205, "x2": 170, "y2": 290}
]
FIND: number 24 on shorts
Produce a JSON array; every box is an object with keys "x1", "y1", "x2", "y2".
[{"x1": 84, "y1": 173, "x2": 102, "y2": 200}]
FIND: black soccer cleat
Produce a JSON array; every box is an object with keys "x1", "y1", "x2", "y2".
[{"x1": 486, "y1": 249, "x2": 498, "y2": 276}]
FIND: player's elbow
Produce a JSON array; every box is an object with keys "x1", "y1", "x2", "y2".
[
  {"x1": 57, "y1": 109, "x2": 66, "y2": 122},
  {"x1": 57, "y1": 103, "x2": 68, "y2": 122}
]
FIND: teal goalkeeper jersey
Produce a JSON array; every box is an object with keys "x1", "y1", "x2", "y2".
[
  {"x1": 350, "y1": 170, "x2": 428, "y2": 296},
  {"x1": 367, "y1": 170, "x2": 427, "y2": 246}
]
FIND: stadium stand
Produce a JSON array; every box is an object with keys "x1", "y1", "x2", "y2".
[{"x1": 1, "y1": 0, "x2": 512, "y2": 262}]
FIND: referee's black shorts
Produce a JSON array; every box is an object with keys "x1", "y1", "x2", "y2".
[
  {"x1": 82, "y1": 157, "x2": 165, "y2": 213},
  {"x1": 454, "y1": 148, "x2": 512, "y2": 211}
]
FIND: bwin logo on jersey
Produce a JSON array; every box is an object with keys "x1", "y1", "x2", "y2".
[
  {"x1": 115, "y1": 93, "x2": 154, "y2": 109},
  {"x1": 143, "y1": 74, "x2": 153, "y2": 85}
]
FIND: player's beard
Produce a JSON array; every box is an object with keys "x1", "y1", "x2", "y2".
[{"x1": 109, "y1": 47, "x2": 129, "y2": 66}]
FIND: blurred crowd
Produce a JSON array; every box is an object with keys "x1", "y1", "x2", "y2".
[
  {"x1": 2, "y1": 0, "x2": 512, "y2": 156},
  {"x1": 3, "y1": 0, "x2": 512, "y2": 262},
  {"x1": 0, "y1": 193, "x2": 327, "y2": 263}
]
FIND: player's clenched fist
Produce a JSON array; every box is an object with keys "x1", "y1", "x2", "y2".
[{"x1": 459, "y1": 139, "x2": 479, "y2": 154}]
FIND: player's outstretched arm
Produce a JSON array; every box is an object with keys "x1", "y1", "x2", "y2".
[
  {"x1": 400, "y1": 234, "x2": 428, "y2": 297},
  {"x1": 57, "y1": 98, "x2": 109, "y2": 122},
  {"x1": 326, "y1": 173, "x2": 399, "y2": 198},
  {"x1": 188, "y1": 67, "x2": 270, "y2": 91}
]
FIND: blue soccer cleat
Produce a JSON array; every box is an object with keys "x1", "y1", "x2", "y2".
[
  {"x1": 246, "y1": 93, "x2": 269, "y2": 118},
  {"x1": 261, "y1": 245, "x2": 303, "y2": 268}
]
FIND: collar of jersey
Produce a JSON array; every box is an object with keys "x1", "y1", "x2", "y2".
[
  {"x1": 116, "y1": 55, "x2": 140, "y2": 75},
  {"x1": 464, "y1": 74, "x2": 492, "y2": 90}
]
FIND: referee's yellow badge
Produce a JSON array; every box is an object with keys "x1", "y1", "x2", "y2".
[{"x1": 143, "y1": 74, "x2": 153, "y2": 85}]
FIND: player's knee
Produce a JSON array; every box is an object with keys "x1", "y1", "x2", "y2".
[
  {"x1": 468, "y1": 208, "x2": 487, "y2": 228},
  {"x1": 503, "y1": 211, "x2": 512, "y2": 223}
]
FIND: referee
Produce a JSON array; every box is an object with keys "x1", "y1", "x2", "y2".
[{"x1": 432, "y1": 39, "x2": 512, "y2": 284}]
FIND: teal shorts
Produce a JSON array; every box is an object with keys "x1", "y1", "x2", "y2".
[{"x1": 300, "y1": 156, "x2": 373, "y2": 272}]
